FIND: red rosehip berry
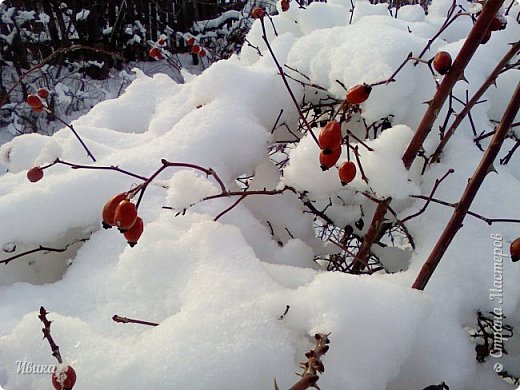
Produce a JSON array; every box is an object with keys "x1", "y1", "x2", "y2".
[
  {"x1": 511, "y1": 237, "x2": 520, "y2": 262},
  {"x1": 199, "y1": 48, "x2": 206, "y2": 58},
  {"x1": 27, "y1": 166, "x2": 44, "y2": 182},
  {"x1": 346, "y1": 84, "x2": 372, "y2": 105},
  {"x1": 187, "y1": 37, "x2": 195, "y2": 46},
  {"x1": 338, "y1": 161, "x2": 357, "y2": 185},
  {"x1": 148, "y1": 47, "x2": 161, "y2": 59},
  {"x1": 281, "y1": 0, "x2": 290, "y2": 12},
  {"x1": 51, "y1": 365, "x2": 76, "y2": 390},
  {"x1": 191, "y1": 45, "x2": 200, "y2": 54},
  {"x1": 102, "y1": 193, "x2": 129, "y2": 229},
  {"x1": 124, "y1": 217, "x2": 144, "y2": 247},
  {"x1": 251, "y1": 7, "x2": 265, "y2": 19},
  {"x1": 489, "y1": 17, "x2": 506, "y2": 31},
  {"x1": 27, "y1": 94, "x2": 43, "y2": 111},
  {"x1": 114, "y1": 199, "x2": 138, "y2": 231},
  {"x1": 37, "y1": 88, "x2": 49, "y2": 99},
  {"x1": 433, "y1": 51, "x2": 452, "y2": 75},
  {"x1": 481, "y1": 28, "x2": 492, "y2": 44},
  {"x1": 318, "y1": 120, "x2": 342, "y2": 154},
  {"x1": 320, "y1": 147, "x2": 342, "y2": 171},
  {"x1": 157, "y1": 38, "x2": 166, "y2": 46}
]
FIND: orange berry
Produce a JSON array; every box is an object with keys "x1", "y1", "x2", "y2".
[
  {"x1": 320, "y1": 146, "x2": 341, "y2": 171},
  {"x1": 27, "y1": 166, "x2": 44, "y2": 182},
  {"x1": 338, "y1": 161, "x2": 356, "y2": 185},
  {"x1": 114, "y1": 199, "x2": 138, "y2": 231},
  {"x1": 318, "y1": 120, "x2": 342, "y2": 153},
  {"x1": 346, "y1": 84, "x2": 372, "y2": 105},
  {"x1": 124, "y1": 217, "x2": 144, "y2": 247},
  {"x1": 433, "y1": 51, "x2": 452, "y2": 75},
  {"x1": 102, "y1": 193, "x2": 128, "y2": 229}
]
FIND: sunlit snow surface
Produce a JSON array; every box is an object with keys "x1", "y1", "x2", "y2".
[{"x1": 0, "y1": 1, "x2": 519, "y2": 389}]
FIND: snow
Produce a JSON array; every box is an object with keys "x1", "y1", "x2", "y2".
[
  {"x1": 75, "y1": 9, "x2": 90, "y2": 21},
  {"x1": 0, "y1": 0, "x2": 519, "y2": 389}
]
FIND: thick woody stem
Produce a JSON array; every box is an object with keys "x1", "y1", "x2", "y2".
[
  {"x1": 351, "y1": 198, "x2": 391, "y2": 272},
  {"x1": 412, "y1": 81, "x2": 520, "y2": 290}
]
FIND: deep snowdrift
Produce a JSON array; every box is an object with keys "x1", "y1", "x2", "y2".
[{"x1": 0, "y1": 1, "x2": 519, "y2": 389}]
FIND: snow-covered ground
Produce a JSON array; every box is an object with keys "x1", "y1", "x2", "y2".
[{"x1": 0, "y1": 0, "x2": 519, "y2": 389}]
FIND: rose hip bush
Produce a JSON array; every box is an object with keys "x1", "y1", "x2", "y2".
[{"x1": 0, "y1": 1, "x2": 519, "y2": 389}]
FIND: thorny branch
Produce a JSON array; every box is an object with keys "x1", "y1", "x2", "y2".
[
  {"x1": 288, "y1": 333, "x2": 330, "y2": 390},
  {"x1": 430, "y1": 40, "x2": 520, "y2": 163},
  {"x1": 38, "y1": 307, "x2": 63, "y2": 364},
  {"x1": 354, "y1": 0, "x2": 506, "y2": 271},
  {"x1": 413, "y1": 81, "x2": 520, "y2": 290}
]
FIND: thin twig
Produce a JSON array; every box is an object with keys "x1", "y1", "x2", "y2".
[
  {"x1": 402, "y1": 169, "x2": 454, "y2": 223},
  {"x1": 260, "y1": 18, "x2": 319, "y2": 146},
  {"x1": 112, "y1": 314, "x2": 159, "y2": 327},
  {"x1": 1, "y1": 239, "x2": 89, "y2": 265},
  {"x1": 53, "y1": 114, "x2": 96, "y2": 162},
  {"x1": 410, "y1": 194, "x2": 520, "y2": 226}
]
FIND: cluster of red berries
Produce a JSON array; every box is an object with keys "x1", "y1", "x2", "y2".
[
  {"x1": 318, "y1": 120, "x2": 342, "y2": 170},
  {"x1": 316, "y1": 82, "x2": 371, "y2": 182},
  {"x1": 191, "y1": 45, "x2": 206, "y2": 58},
  {"x1": 51, "y1": 365, "x2": 76, "y2": 390},
  {"x1": 317, "y1": 121, "x2": 357, "y2": 185},
  {"x1": 26, "y1": 88, "x2": 50, "y2": 112},
  {"x1": 149, "y1": 37, "x2": 168, "y2": 60},
  {"x1": 186, "y1": 37, "x2": 206, "y2": 58},
  {"x1": 102, "y1": 193, "x2": 144, "y2": 247}
]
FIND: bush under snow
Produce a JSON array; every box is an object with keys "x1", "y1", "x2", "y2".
[{"x1": 0, "y1": 0, "x2": 519, "y2": 389}]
